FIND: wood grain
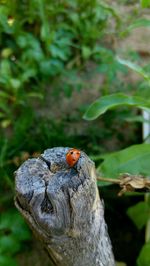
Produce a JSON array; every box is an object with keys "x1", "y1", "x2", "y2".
[{"x1": 15, "y1": 147, "x2": 115, "y2": 266}]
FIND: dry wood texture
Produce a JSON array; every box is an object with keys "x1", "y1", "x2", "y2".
[{"x1": 15, "y1": 147, "x2": 115, "y2": 266}]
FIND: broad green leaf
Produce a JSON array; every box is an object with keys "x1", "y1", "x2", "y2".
[
  {"x1": 137, "y1": 242, "x2": 150, "y2": 266},
  {"x1": 117, "y1": 57, "x2": 150, "y2": 81},
  {"x1": 98, "y1": 143, "x2": 150, "y2": 178},
  {"x1": 127, "y1": 202, "x2": 150, "y2": 230},
  {"x1": 83, "y1": 93, "x2": 150, "y2": 120},
  {"x1": 141, "y1": 0, "x2": 150, "y2": 8}
]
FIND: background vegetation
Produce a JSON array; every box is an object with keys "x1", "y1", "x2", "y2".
[{"x1": 1, "y1": 0, "x2": 150, "y2": 265}]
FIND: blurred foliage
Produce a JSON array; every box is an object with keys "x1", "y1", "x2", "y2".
[
  {"x1": 0, "y1": 0, "x2": 150, "y2": 265},
  {"x1": 0, "y1": 0, "x2": 127, "y2": 196},
  {"x1": 0, "y1": 210, "x2": 31, "y2": 266},
  {"x1": 137, "y1": 242, "x2": 150, "y2": 266},
  {"x1": 127, "y1": 201, "x2": 150, "y2": 230},
  {"x1": 140, "y1": 0, "x2": 150, "y2": 8}
]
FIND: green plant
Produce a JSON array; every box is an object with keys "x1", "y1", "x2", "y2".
[
  {"x1": 0, "y1": 1, "x2": 148, "y2": 265},
  {"x1": 0, "y1": 0, "x2": 124, "y2": 189},
  {"x1": 140, "y1": 0, "x2": 150, "y2": 8},
  {"x1": 83, "y1": 42, "x2": 150, "y2": 265},
  {"x1": 0, "y1": 0, "x2": 120, "y2": 128},
  {"x1": 0, "y1": 210, "x2": 31, "y2": 266}
]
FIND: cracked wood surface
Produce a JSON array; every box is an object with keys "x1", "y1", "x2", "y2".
[{"x1": 14, "y1": 147, "x2": 115, "y2": 266}]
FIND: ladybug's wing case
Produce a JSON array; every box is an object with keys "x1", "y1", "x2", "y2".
[{"x1": 66, "y1": 149, "x2": 81, "y2": 167}]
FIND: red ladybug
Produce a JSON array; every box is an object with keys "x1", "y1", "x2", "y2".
[{"x1": 66, "y1": 148, "x2": 81, "y2": 167}]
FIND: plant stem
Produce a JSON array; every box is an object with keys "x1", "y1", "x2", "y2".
[
  {"x1": 145, "y1": 193, "x2": 150, "y2": 243},
  {"x1": 97, "y1": 176, "x2": 121, "y2": 184}
]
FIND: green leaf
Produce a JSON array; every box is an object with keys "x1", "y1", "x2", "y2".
[
  {"x1": 0, "y1": 112, "x2": 5, "y2": 119},
  {"x1": 40, "y1": 59, "x2": 64, "y2": 76},
  {"x1": 0, "y1": 91, "x2": 10, "y2": 99},
  {"x1": 1, "y1": 119, "x2": 11, "y2": 128},
  {"x1": 0, "y1": 60, "x2": 11, "y2": 77},
  {"x1": 98, "y1": 143, "x2": 150, "y2": 178},
  {"x1": 127, "y1": 202, "x2": 150, "y2": 230},
  {"x1": 63, "y1": 84, "x2": 73, "y2": 98},
  {"x1": 69, "y1": 13, "x2": 79, "y2": 24},
  {"x1": 0, "y1": 102, "x2": 10, "y2": 114},
  {"x1": 9, "y1": 79, "x2": 21, "y2": 90},
  {"x1": 16, "y1": 35, "x2": 28, "y2": 48},
  {"x1": 117, "y1": 57, "x2": 150, "y2": 81},
  {"x1": 137, "y1": 242, "x2": 150, "y2": 266},
  {"x1": 0, "y1": 255, "x2": 17, "y2": 266},
  {"x1": 41, "y1": 23, "x2": 50, "y2": 41},
  {"x1": 21, "y1": 69, "x2": 37, "y2": 82},
  {"x1": 116, "y1": 263, "x2": 126, "y2": 266},
  {"x1": 1, "y1": 48, "x2": 13, "y2": 58},
  {"x1": 50, "y1": 44, "x2": 68, "y2": 61},
  {"x1": 27, "y1": 92, "x2": 44, "y2": 99},
  {"x1": 83, "y1": 93, "x2": 150, "y2": 120},
  {"x1": 81, "y1": 46, "x2": 92, "y2": 60},
  {"x1": 126, "y1": 19, "x2": 150, "y2": 32},
  {"x1": 141, "y1": 0, "x2": 150, "y2": 8},
  {"x1": 0, "y1": 7, "x2": 13, "y2": 34},
  {"x1": 125, "y1": 115, "x2": 149, "y2": 123},
  {"x1": 0, "y1": 210, "x2": 31, "y2": 241},
  {"x1": 0, "y1": 235, "x2": 20, "y2": 255},
  {"x1": 99, "y1": 2, "x2": 120, "y2": 22},
  {"x1": 121, "y1": 18, "x2": 150, "y2": 36}
]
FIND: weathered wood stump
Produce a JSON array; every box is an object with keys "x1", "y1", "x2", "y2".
[{"x1": 15, "y1": 147, "x2": 115, "y2": 266}]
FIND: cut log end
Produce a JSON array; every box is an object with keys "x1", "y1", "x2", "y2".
[{"x1": 14, "y1": 147, "x2": 115, "y2": 266}]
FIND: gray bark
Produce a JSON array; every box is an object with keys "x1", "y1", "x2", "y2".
[{"x1": 14, "y1": 147, "x2": 115, "y2": 266}]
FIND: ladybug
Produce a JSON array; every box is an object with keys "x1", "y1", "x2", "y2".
[{"x1": 66, "y1": 148, "x2": 81, "y2": 167}]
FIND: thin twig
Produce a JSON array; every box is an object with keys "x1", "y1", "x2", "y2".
[
  {"x1": 97, "y1": 177, "x2": 121, "y2": 184},
  {"x1": 97, "y1": 174, "x2": 150, "y2": 196}
]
